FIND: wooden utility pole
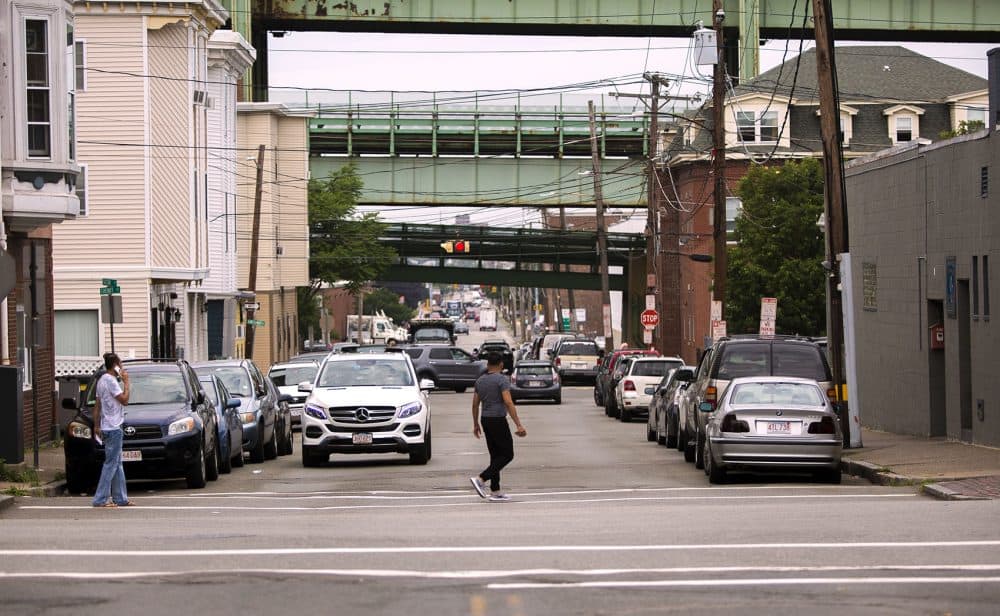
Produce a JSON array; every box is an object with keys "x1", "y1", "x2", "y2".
[
  {"x1": 813, "y1": 0, "x2": 851, "y2": 445},
  {"x1": 646, "y1": 74, "x2": 661, "y2": 352},
  {"x1": 589, "y1": 100, "x2": 613, "y2": 354},
  {"x1": 558, "y1": 205, "x2": 576, "y2": 331},
  {"x1": 712, "y1": 0, "x2": 729, "y2": 321},
  {"x1": 244, "y1": 144, "x2": 265, "y2": 359}
]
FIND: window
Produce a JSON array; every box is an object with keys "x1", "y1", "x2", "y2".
[
  {"x1": 737, "y1": 111, "x2": 755, "y2": 142},
  {"x1": 16, "y1": 305, "x2": 32, "y2": 390},
  {"x1": 74, "y1": 40, "x2": 86, "y2": 91},
  {"x1": 759, "y1": 111, "x2": 778, "y2": 142},
  {"x1": 76, "y1": 164, "x2": 87, "y2": 215},
  {"x1": 984, "y1": 255, "x2": 991, "y2": 318},
  {"x1": 895, "y1": 116, "x2": 913, "y2": 143},
  {"x1": 25, "y1": 18, "x2": 51, "y2": 158},
  {"x1": 973, "y1": 256, "x2": 980, "y2": 318},
  {"x1": 967, "y1": 108, "x2": 986, "y2": 127},
  {"x1": 55, "y1": 310, "x2": 99, "y2": 356},
  {"x1": 725, "y1": 197, "x2": 743, "y2": 235},
  {"x1": 66, "y1": 23, "x2": 75, "y2": 160}
]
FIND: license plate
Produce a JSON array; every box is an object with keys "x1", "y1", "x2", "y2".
[
  {"x1": 122, "y1": 450, "x2": 142, "y2": 462},
  {"x1": 527, "y1": 381, "x2": 542, "y2": 387},
  {"x1": 572, "y1": 363, "x2": 586, "y2": 369},
  {"x1": 765, "y1": 421, "x2": 791, "y2": 434},
  {"x1": 290, "y1": 409, "x2": 301, "y2": 417},
  {"x1": 352, "y1": 433, "x2": 373, "y2": 445}
]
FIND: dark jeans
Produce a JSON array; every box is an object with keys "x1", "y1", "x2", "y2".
[{"x1": 479, "y1": 416, "x2": 514, "y2": 492}]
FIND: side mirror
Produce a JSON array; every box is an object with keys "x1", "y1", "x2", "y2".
[
  {"x1": 644, "y1": 386, "x2": 656, "y2": 395},
  {"x1": 225, "y1": 398, "x2": 242, "y2": 409},
  {"x1": 699, "y1": 402, "x2": 714, "y2": 412},
  {"x1": 279, "y1": 393, "x2": 293, "y2": 403},
  {"x1": 298, "y1": 382, "x2": 314, "y2": 393},
  {"x1": 419, "y1": 378, "x2": 436, "y2": 391}
]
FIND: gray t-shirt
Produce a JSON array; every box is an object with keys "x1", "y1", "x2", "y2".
[{"x1": 475, "y1": 371, "x2": 511, "y2": 418}]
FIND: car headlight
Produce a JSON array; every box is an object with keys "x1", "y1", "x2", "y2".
[
  {"x1": 239, "y1": 411, "x2": 256, "y2": 424},
  {"x1": 398, "y1": 402, "x2": 422, "y2": 418},
  {"x1": 305, "y1": 404, "x2": 327, "y2": 420},
  {"x1": 168, "y1": 417, "x2": 197, "y2": 436},
  {"x1": 68, "y1": 421, "x2": 92, "y2": 439}
]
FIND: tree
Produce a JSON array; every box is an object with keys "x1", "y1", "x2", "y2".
[
  {"x1": 298, "y1": 164, "x2": 396, "y2": 340},
  {"x1": 939, "y1": 120, "x2": 985, "y2": 140},
  {"x1": 726, "y1": 159, "x2": 826, "y2": 336},
  {"x1": 364, "y1": 288, "x2": 416, "y2": 324}
]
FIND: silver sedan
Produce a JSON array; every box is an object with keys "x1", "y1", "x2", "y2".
[{"x1": 701, "y1": 376, "x2": 843, "y2": 484}]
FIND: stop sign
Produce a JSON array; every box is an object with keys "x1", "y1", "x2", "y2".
[{"x1": 640, "y1": 309, "x2": 659, "y2": 329}]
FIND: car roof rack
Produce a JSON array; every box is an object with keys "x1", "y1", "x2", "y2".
[{"x1": 715, "y1": 334, "x2": 816, "y2": 343}]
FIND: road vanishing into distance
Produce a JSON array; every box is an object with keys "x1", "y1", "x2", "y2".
[{"x1": 2, "y1": 327, "x2": 999, "y2": 615}]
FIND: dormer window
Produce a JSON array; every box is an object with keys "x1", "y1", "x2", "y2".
[
  {"x1": 736, "y1": 110, "x2": 779, "y2": 143},
  {"x1": 895, "y1": 116, "x2": 913, "y2": 142},
  {"x1": 816, "y1": 105, "x2": 858, "y2": 146},
  {"x1": 884, "y1": 104, "x2": 924, "y2": 145}
]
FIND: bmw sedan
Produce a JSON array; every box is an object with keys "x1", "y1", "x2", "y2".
[{"x1": 701, "y1": 377, "x2": 843, "y2": 484}]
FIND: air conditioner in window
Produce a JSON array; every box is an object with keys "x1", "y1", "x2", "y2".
[{"x1": 193, "y1": 90, "x2": 207, "y2": 105}]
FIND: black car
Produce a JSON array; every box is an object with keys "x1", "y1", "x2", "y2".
[
  {"x1": 509, "y1": 361, "x2": 561, "y2": 404},
  {"x1": 191, "y1": 359, "x2": 280, "y2": 463},
  {"x1": 392, "y1": 344, "x2": 486, "y2": 392},
  {"x1": 63, "y1": 359, "x2": 219, "y2": 493}
]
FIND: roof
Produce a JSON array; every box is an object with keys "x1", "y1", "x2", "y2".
[{"x1": 738, "y1": 46, "x2": 986, "y2": 103}]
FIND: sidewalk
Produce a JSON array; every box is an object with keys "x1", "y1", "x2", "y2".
[{"x1": 3, "y1": 429, "x2": 1000, "y2": 510}]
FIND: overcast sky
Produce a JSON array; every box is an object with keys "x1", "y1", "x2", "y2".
[{"x1": 267, "y1": 33, "x2": 996, "y2": 226}]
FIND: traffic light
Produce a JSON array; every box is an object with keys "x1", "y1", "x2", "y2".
[{"x1": 440, "y1": 240, "x2": 471, "y2": 254}]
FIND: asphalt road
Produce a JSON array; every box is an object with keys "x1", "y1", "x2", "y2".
[{"x1": 2, "y1": 329, "x2": 1000, "y2": 615}]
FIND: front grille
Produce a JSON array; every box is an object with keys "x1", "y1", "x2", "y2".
[
  {"x1": 326, "y1": 423, "x2": 399, "y2": 433},
  {"x1": 123, "y1": 424, "x2": 162, "y2": 440},
  {"x1": 327, "y1": 405, "x2": 396, "y2": 424}
]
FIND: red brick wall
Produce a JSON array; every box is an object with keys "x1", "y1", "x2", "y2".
[{"x1": 319, "y1": 287, "x2": 357, "y2": 342}]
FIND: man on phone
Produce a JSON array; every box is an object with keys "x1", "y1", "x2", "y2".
[{"x1": 92, "y1": 353, "x2": 133, "y2": 507}]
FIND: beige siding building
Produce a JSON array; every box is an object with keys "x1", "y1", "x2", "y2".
[
  {"x1": 236, "y1": 104, "x2": 311, "y2": 371},
  {"x1": 51, "y1": 1, "x2": 228, "y2": 367}
]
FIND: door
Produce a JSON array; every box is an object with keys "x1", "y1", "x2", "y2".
[
  {"x1": 958, "y1": 281, "x2": 973, "y2": 442},
  {"x1": 927, "y1": 300, "x2": 947, "y2": 437},
  {"x1": 450, "y1": 348, "x2": 481, "y2": 383},
  {"x1": 428, "y1": 347, "x2": 457, "y2": 382},
  {"x1": 206, "y1": 300, "x2": 224, "y2": 359}
]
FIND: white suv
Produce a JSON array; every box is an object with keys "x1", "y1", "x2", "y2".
[{"x1": 299, "y1": 353, "x2": 434, "y2": 467}]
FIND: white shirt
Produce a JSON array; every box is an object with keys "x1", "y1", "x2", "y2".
[{"x1": 95, "y1": 373, "x2": 125, "y2": 431}]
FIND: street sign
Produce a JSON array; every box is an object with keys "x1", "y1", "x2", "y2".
[
  {"x1": 640, "y1": 309, "x2": 659, "y2": 329},
  {"x1": 759, "y1": 297, "x2": 777, "y2": 336},
  {"x1": 99, "y1": 287, "x2": 114, "y2": 296},
  {"x1": 100, "y1": 295, "x2": 123, "y2": 324},
  {"x1": 247, "y1": 319, "x2": 265, "y2": 327},
  {"x1": 101, "y1": 278, "x2": 117, "y2": 287},
  {"x1": 711, "y1": 319, "x2": 727, "y2": 340},
  {"x1": 642, "y1": 329, "x2": 653, "y2": 344},
  {"x1": 243, "y1": 302, "x2": 260, "y2": 311}
]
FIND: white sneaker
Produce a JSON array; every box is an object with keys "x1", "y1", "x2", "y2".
[
  {"x1": 488, "y1": 492, "x2": 511, "y2": 502},
  {"x1": 470, "y1": 476, "x2": 488, "y2": 499}
]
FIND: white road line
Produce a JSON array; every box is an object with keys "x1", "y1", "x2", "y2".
[
  {"x1": 3, "y1": 564, "x2": 1000, "y2": 581},
  {"x1": 489, "y1": 576, "x2": 1000, "y2": 589},
  {"x1": 3, "y1": 540, "x2": 1000, "y2": 558},
  {"x1": 17, "y1": 492, "x2": 916, "y2": 512}
]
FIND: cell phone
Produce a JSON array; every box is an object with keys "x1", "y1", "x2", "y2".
[{"x1": 114, "y1": 365, "x2": 122, "y2": 376}]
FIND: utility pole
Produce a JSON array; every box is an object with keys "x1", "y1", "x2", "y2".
[
  {"x1": 712, "y1": 0, "x2": 729, "y2": 323},
  {"x1": 589, "y1": 100, "x2": 613, "y2": 354},
  {"x1": 646, "y1": 74, "x2": 661, "y2": 352},
  {"x1": 558, "y1": 206, "x2": 576, "y2": 331},
  {"x1": 813, "y1": 0, "x2": 851, "y2": 446},
  {"x1": 244, "y1": 144, "x2": 265, "y2": 360}
]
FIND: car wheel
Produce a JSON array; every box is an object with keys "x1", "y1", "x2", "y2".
[
  {"x1": 705, "y1": 440, "x2": 727, "y2": 484},
  {"x1": 264, "y1": 426, "x2": 278, "y2": 460},
  {"x1": 683, "y1": 431, "x2": 696, "y2": 462},
  {"x1": 816, "y1": 468, "x2": 842, "y2": 484},
  {"x1": 232, "y1": 443, "x2": 245, "y2": 468},
  {"x1": 646, "y1": 423, "x2": 656, "y2": 442},
  {"x1": 694, "y1": 430, "x2": 706, "y2": 470},
  {"x1": 218, "y1": 439, "x2": 232, "y2": 474},
  {"x1": 619, "y1": 406, "x2": 632, "y2": 422},
  {"x1": 284, "y1": 422, "x2": 294, "y2": 455},
  {"x1": 665, "y1": 415, "x2": 677, "y2": 448},
  {"x1": 249, "y1": 423, "x2": 266, "y2": 463},
  {"x1": 301, "y1": 445, "x2": 326, "y2": 467},
  {"x1": 205, "y1": 438, "x2": 220, "y2": 482},
  {"x1": 594, "y1": 388, "x2": 603, "y2": 407},
  {"x1": 605, "y1": 396, "x2": 615, "y2": 417},
  {"x1": 409, "y1": 428, "x2": 431, "y2": 465},
  {"x1": 454, "y1": 387, "x2": 467, "y2": 394},
  {"x1": 186, "y1": 445, "x2": 207, "y2": 489},
  {"x1": 677, "y1": 426, "x2": 687, "y2": 453}
]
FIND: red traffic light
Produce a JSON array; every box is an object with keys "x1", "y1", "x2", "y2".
[{"x1": 454, "y1": 240, "x2": 470, "y2": 253}]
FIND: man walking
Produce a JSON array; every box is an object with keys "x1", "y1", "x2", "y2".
[
  {"x1": 92, "y1": 353, "x2": 133, "y2": 507},
  {"x1": 470, "y1": 352, "x2": 526, "y2": 502}
]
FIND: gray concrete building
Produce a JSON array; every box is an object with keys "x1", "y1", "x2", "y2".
[{"x1": 844, "y1": 50, "x2": 1000, "y2": 447}]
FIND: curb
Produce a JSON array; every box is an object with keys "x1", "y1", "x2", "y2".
[
  {"x1": 920, "y1": 482, "x2": 991, "y2": 501},
  {"x1": 839, "y1": 458, "x2": 917, "y2": 486},
  {"x1": 0, "y1": 494, "x2": 13, "y2": 513}
]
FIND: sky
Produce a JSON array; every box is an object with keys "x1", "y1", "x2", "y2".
[{"x1": 266, "y1": 32, "x2": 996, "y2": 227}]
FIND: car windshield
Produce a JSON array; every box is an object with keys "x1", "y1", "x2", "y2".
[
  {"x1": 318, "y1": 359, "x2": 414, "y2": 387},
  {"x1": 414, "y1": 328, "x2": 450, "y2": 341},
  {"x1": 558, "y1": 342, "x2": 598, "y2": 355},
  {"x1": 269, "y1": 365, "x2": 319, "y2": 386},
  {"x1": 730, "y1": 382, "x2": 825, "y2": 406},
  {"x1": 210, "y1": 367, "x2": 254, "y2": 397},
  {"x1": 199, "y1": 380, "x2": 219, "y2": 405},
  {"x1": 517, "y1": 365, "x2": 551, "y2": 377},
  {"x1": 631, "y1": 360, "x2": 681, "y2": 377},
  {"x1": 126, "y1": 371, "x2": 188, "y2": 405}
]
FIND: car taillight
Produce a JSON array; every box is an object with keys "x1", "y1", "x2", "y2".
[
  {"x1": 720, "y1": 414, "x2": 750, "y2": 433},
  {"x1": 704, "y1": 386, "x2": 717, "y2": 411},
  {"x1": 624, "y1": 380, "x2": 636, "y2": 391},
  {"x1": 554, "y1": 357, "x2": 561, "y2": 368},
  {"x1": 808, "y1": 416, "x2": 837, "y2": 434}
]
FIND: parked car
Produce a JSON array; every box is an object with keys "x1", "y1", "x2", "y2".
[
  {"x1": 198, "y1": 374, "x2": 245, "y2": 473},
  {"x1": 509, "y1": 361, "x2": 561, "y2": 404},
  {"x1": 594, "y1": 349, "x2": 660, "y2": 416},
  {"x1": 679, "y1": 336, "x2": 835, "y2": 469},
  {"x1": 646, "y1": 366, "x2": 695, "y2": 447},
  {"x1": 612, "y1": 357, "x2": 684, "y2": 422},
  {"x1": 264, "y1": 377, "x2": 294, "y2": 456},
  {"x1": 268, "y1": 361, "x2": 321, "y2": 429},
  {"x1": 299, "y1": 353, "x2": 434, "y2": 466},
  {"x1": 539, "y1": 332, "x2": 576, "y2": 360},
  {"x1": 191, "y1": 359, "x2": 279, "y2": 464},
  {"x1": 701, "y1": 377, "x2": 843, "y2": 484},
  {"x1": 63, "y1": 359, "x2": 219, "y2": 493},
  {"x1": 392, "y1": 344, "x2": 487, "y2": 392},
  {"x1": 550, "y1": 337, "x2": 601, "y2": 384}
]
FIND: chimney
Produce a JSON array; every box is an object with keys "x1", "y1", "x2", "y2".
[{"x1": 990, "y1": 48, "x2": 1000, "y2": 131}]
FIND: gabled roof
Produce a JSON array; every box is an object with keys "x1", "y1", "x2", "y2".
[{"x1": 739, "y1": 46, "x2": 987, "y2": 103}]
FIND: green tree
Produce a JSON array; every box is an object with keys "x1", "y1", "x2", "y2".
[
  {"x1": 939, "y1": 119, "x2": 985, "y2": 140},
  {"x1": 298, "y1": 164, "x2": 396, "y2": 340},
  {"x1": 364, "y1": 288, "x2": 416, "y2": 324},
  {"x1": 726, "y1": 159, "x2": 826, "y2": 336}
]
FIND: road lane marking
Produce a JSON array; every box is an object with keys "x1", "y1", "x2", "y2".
[
  {"x1": 3, "y1": 540, "x2": 999, "y2": 558},
  {"x1": 489, "y1": 576, "x2": 1000, "y2": 589},
  {"x1": 17, "y1": 493, "x2": 916, "y2": 512},
  {"x1": 4, "y1": 564, "x2": 1000, "y2": 580}
]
